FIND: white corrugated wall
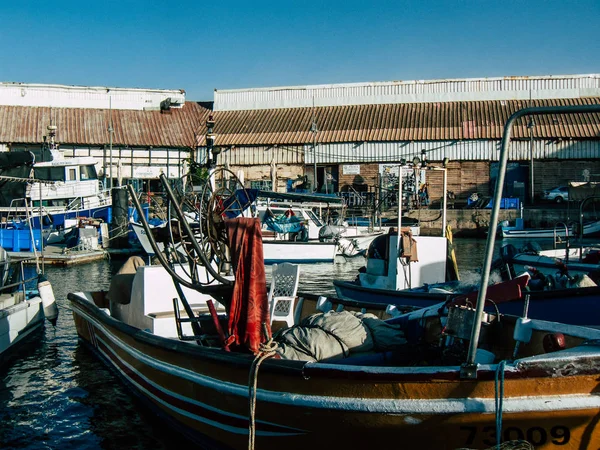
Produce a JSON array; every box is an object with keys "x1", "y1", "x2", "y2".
[
  {"x1": 305, "y1": 140, "x2": 600, "y2": 164},
  {"x1": 214, "y1": 74, "x2": 600, "y2": 111},
  {"x1": 0, "y1": 83, "x2": 185, "y2": 110},
  {"x1": 201, "y1": 145, "x2": 304, "y2": 166}
]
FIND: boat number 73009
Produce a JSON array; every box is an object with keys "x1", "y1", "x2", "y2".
[{"x1": 460, "y1": 425, "x2": 570, "y2": 447}]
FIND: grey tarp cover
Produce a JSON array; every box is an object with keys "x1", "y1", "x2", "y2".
[
  {"x1": 274, "y1": 310, "x2": 407, "y2": 362},
  {"x1": 568, "y1": 182, "x2": 600, "y2": 201}
]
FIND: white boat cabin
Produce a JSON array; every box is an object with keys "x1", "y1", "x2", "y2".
[
  {"x1": 28, "y1": 150, "x2": 110, "y2": 210},
  {"x1": 90, "y1": 260, "x2": 225, "y2": 339},
  {"x1": 361, "y1": 232, "x2": 448, "y2": 290}
]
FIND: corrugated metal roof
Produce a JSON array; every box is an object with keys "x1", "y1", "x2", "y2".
[
  {"x1": 0, "y1": 102, "x2": 210, "y2": 147},
  {"x1": 2, "y1": 98, "x2": 599, "y2": 150},
  {"x1": 198, "y1": 97, "x2": 600, "y2": 146}
]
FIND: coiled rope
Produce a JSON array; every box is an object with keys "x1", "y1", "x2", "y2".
[{"x1": 248, "y1": 338, "x2": 278, "y2": 450}]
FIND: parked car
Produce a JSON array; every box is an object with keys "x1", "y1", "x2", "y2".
[{"x1": 541, "y1": 186, "x2": 569, "y2": 203}]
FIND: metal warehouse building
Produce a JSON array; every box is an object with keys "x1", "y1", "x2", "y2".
[
  {"x1": 0, "y1": 82, "x2": 211, "y2": 192},
  {"x1": 1, "y1": 75, "x2": 600, "y2": 208},
  {"x1": 199, "y1": 74, "x2": 600, "y2": 206}
]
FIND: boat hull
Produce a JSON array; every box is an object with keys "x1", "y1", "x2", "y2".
[
  {"x1": 69, "y1": 291, "x2": 600, "y2": 449},
  {"x1": 0, "y1": 296, "x2": 45, "y2": 359},
  {"x1": 335, "y1": 232, "x2": 382, "y2": 257},
  {"x1": 131, "y1": 223, "x2": 337, "y2": 264},
  {"x1": 262, "y1": 240, "x2": 336, "y2": 264},
  {"x1": 501, "y1": 220, "x2": 600, "y2": 239},
  {"x1": 334, "y1": 279, "x2": 600, "y2": 326}
]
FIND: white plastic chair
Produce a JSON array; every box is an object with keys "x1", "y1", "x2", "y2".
[{"x1": 268, "y1": 263, "x2": 300, "y2": 328}]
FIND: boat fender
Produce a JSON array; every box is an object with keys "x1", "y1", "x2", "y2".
[
  {"x1": 38, "y1": 274, "x2": 59, "y2": 326},
  {"x1": 513, "y1": 317, "x2": 532, "y2": 344}
]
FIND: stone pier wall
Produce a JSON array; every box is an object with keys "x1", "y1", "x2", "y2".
[{"x1": 403, "y1": 208, "x2": 579, "y2": 237}]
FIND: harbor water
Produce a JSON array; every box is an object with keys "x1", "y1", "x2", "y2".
[{"x1": 0, "y1": 237, "x2": 561, "y2": 449}]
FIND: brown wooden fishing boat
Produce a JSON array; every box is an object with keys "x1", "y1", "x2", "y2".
[
  {"x1": 69, "y1": 281, "x2": 600, "y2": 449},
  {"x1": 69, "y1": 104, "x2": 600, "y2": 449}
]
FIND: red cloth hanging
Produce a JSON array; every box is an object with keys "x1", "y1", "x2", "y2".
[{"x1": 224, "y1": 217, "x2": 270, "y2": 353}]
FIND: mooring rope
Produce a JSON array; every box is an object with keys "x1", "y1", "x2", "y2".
[{"x1": 248, "y1": 338, "x2": 278, "y2": 450}]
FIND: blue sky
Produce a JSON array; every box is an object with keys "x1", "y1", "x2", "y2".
[{"x1": 1, "y1": 0, "x2": 599, "y2": 101}]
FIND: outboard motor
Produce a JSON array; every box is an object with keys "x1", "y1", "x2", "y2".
[
  {"x1": 500, "y1": 244, "x2": 518, "y2": 263},
  {"x1": 38, "y1": 274, "x2": 58, "y2": 326},
  {"x1": 318, "y1": 225, "x2": 345, "y2": 242}
]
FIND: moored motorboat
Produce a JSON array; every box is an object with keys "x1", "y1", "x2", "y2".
[
  {"x1": 68, "y1": 249, "x2": 600, "y2": 449},
  {"x1": 500, "y1": 242, "x2": 600, "y2": 279},
  {"x1": 0, "y1": 246, "x2": 58, "y2": 361},
  {"x1": 500, "y1": 219, "x2": 600, "y2": 239},
  {"x1": 333, "y1": 228, "x2": 453, "y2": 298},
  {"x1": 0, "y1": 125, "x2": 111, "y2": 252}
]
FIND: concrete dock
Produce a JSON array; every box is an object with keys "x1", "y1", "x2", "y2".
[{"x1": 8, "y1": 245, "x2": 142, "y2": 266}]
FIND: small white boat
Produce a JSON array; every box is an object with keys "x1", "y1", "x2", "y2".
[
  {"x1": 501, "y1": 218, "x2": 600, "y2": 239},
  {"x1": 500, "y1": 242, "x2": 600, "y2": 279},
  {"x1": 262, "y1": 239, "x2": 337, "y2": 263},
  {"x1": 0, "y1": 247, "x2": 58, "y2": 360}
]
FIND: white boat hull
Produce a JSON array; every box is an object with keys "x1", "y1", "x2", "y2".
[
  {"x1": 132, "y1": 222, "x2": 337, "y2": 264},
  {"x1": 501, "y1": 220, "x2": 600, "y2": 239},
  {"x1": 0, "y1": 296, "x2": 45, "y2": 358},
  {"x1": 336, "y1": 232, "x2": 383, "y2": 257},
  {"x1": 262, "y1": 240, "x2": 337, "y2": 264}
]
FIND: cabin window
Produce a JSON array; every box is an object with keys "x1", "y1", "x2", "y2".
[
  {"x1": 305, "y1": 210, "x2": 323, "y2": 227},
  {"x1": 67, "y1": 168, "x2": 77, "y2": 181},
  {"x1": 34, "y1": 166, "x2": 65, "y2": 181},
  {"x1": 80, "y1": 165, "x2": 97, "y2": 181}
]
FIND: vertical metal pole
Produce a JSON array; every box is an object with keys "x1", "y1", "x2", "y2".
[
  {"x1": 312, "y1": 99, "x2": 318, "y2": 192},
  {"x1": 528, "y1": 118, "x2": 535, "y2": 204},
  {"x1": 312, "y1": 126, "x2": 317, "y2": 192},
  {"x1": 39, "y1": 182, "x2": 44, "y2": 273},
  {"x1": 108, "y1": 97, "x2": 113, "y2": 190},
  {"x1": 102, "y1": 145, "x2": 107, "y2": 188},
  {"x1": 396, "y1": 165, "x2": 403, "y2": 290},
  {"x1": 442, "y1": 168, "x2": 447, "y2": 237}
]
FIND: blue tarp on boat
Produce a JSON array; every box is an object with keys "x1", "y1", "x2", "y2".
[{"x1": 264, "y1": 211, "x2": 305, "y2": 234}]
